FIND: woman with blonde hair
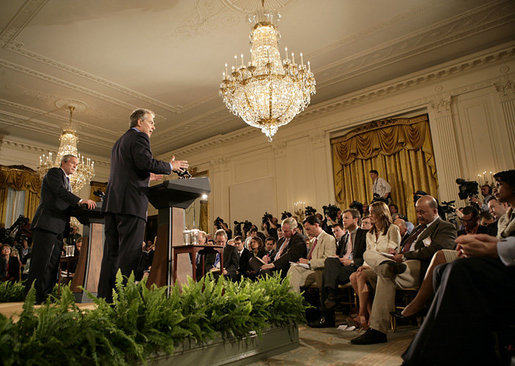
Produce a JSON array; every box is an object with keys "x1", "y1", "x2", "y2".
[{"x1": 349, "y1": 201, "x2": 401, "y2": 329}]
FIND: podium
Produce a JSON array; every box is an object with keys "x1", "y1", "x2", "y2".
[
  {"x1": 147, "y1": 178, "x2": 211, "y2": 292},
  {"x1": 70, "y1": 203, "x2": 105, "y2": 303}
]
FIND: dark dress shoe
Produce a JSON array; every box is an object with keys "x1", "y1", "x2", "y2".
[
  {"x1": 308, "y1": 315, "x2": 335, "y2": 328},
  {"x1": 351, "y1": 329, "x2": 387, "y2": 345}
]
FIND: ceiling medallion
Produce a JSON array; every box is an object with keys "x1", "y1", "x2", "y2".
[{"x1": 219, "y1": 0, "x2": 315, "y2": 141}]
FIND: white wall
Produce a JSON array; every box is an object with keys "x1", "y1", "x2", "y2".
[
  {"x1": 2, "y1": 42, "x2": 514, "y2": 233},
  {"x1": 162, "y1": 42, "x2": 515, "y2": 232}
]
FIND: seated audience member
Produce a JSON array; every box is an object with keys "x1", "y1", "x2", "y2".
[
  {"x1": 259, "y1": 217, "x2": 307, "y2": 278},
  {"x1": 234, "y1": 236, "x2": 252, "y2": 279},
  {"x1": 1, "y1": 245, "x2": 21, "y2": 282},
  {"x1": 245, "y1": 227, "x2": 258, "y2": 249},
  {"x1": 287, "y1": 215, "x2": 336, "y2": 293},
  {"x1": 495, "y1": 170, "x2": 515, "y2": 239},
  {"x1": 249, "y1": 237, "x2": 267, "y2": 258},
  {"x1": 393, "y1": 217, "x2": 410, "y2": 249},
  {"x1": 361, "y1": 216, "x2": 372, "y2": 230},
  {"x1": 487, "y1": 197, "x2": 508, "y2": 237},
  {"x1": 351, "y1": 195, "x2": 456, "y2": 344},
  {"x1": 348, "y1": 202, "x2": 401, "y2": 330},
  {"x1": 388, "y1": 204, "x2": 399, "y2": 216},
  {"x1": 323, "y1": 211, "x2": 367, "y2": 305},
  {"x1": 310, "y1": 210, "x2": 367, "y2": 328},
  {"x1": 457, "y1": 205, "x2": 488, "y2": 236},
  {"x1": 218, "y1": 230, "x2": 239, "y2": 280},
  {"x1": 401, "y1": 234, "x2": 515, "y2": 366},
  {"x1": 276, "y1": 225, "x2": 283, "y2": 240},
  {"x1": 264, "y1": 237, "x2": 277, "y2": 258},
  {"x1": 479, "y1": 210, "x2": 495, "y2": 227},
  {"x1": 400, "y1": 171, "x2": 515, "y2": 318}
]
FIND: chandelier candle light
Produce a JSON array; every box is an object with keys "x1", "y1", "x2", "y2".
[
  {"x1": 220, "y1": 0, "x2": 316, "y2": 141},
  {"x1": 38, "y1": 104, "x2": 95, "y2": 193}
]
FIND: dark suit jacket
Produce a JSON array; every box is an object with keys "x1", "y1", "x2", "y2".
[
  {"x1": 404, "y1": 218, "x2": 457, "y2": 278},
  {"x1": 272, "y1": 232, "x2": 307, "y2": 273},
  {"x1": 336, "y1": 228, "x2": 367, "y2": 266},
  {"x1": 31, "y1": 167, "x2": 81, "y2": 235},
  {"x1": 223, "y1": 244, "x2": 240, "y2": 279},
  {"x1": 237, "y1": 248, "x2": 253, "y2": 276},
  {"x1": 103, "y1": 129, "x2": 172, "y2": 220}
]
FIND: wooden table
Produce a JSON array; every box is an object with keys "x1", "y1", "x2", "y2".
[{"x1": 173, "y1": 245, "x2": 224, "y2": 282}]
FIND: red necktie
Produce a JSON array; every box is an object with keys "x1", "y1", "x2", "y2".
[
  {"x1": 402, "y1": 224, "x2": 426, "y2": 253},
  {"x1": 307, "y1": 238, "x2": 318, "y2": 260}
]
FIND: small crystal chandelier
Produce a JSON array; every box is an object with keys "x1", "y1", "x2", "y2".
[
  {"x1": 219, "y1": 0, "x2": 316, "y2": 141},
  {"x1": 38, "y1": 104, "x2": 95, "y2": 193}
]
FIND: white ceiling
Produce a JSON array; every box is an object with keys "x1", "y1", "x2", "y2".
[{"x1": 0, "y1": 0, "x2": 514, "y2": 160}]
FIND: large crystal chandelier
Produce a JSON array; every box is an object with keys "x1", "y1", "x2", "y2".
[
  {"x1": 219, "y1": 0, "x2": 316, "y2": 141},
  {"x1": 38, "y1": 104, "x2": 95, "y2": 193}
]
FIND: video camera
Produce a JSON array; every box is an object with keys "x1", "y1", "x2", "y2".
[
  {"x1": 305, "y1": 206, "x2": 317, "y2": 217},
  {"x1": 233, "y1": 220, "x2": 253, "y2": 237},
  {"x1": 281, "y1": 211, "x2": 292, "y2": 220},
  {"x1": 214, "y1": 216, "x2": 225, "y2": 229},
  {"x1": 456, "y1": 179, "x2": 479, "y2": 200},
  {"x1": 262, "y1": 212, "x2": 273, "y2": 225},
  {"x1": 322, "y1": 204, "x2": 340, "y2": 222}
]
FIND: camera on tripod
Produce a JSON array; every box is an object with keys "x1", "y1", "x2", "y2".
[
  {"x1": 322, "y1": 204, "x2": 340, "y2": 222},
  {"x1": 456, "y1": 179, "x2": 479, "y2": 200}
]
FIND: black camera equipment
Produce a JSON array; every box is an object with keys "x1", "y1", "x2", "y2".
[
  {"x1": 349, "y1": 201, "x2": 364, "y2": 216},
  {"x1": 281, "y1": 211, "x2": 292, "y2": 220},
  {"x1": 322, "y1": 204, "x2": 340, "y2": 222},
  {"x1": 176, "y1": 169, "x2": 192, "y2": 179},
  {"x1": 93, "y1": 190, "x2": 105, "y2": 199},
  {"x1": 440, "y1": 200, "x2": 456, "y2": 215},
  {"x1": 456, "y1": 179, "x2": 479, "y2": 200},
  {"x1": 262, "y1": 212, "x2": 273, "y2": 225},
  {"x1": 305, "y1": 206, "x2": 317, "y2": 217},
  {"x1": 214, "y1": 216, "x2": 224, "y2": 229}
]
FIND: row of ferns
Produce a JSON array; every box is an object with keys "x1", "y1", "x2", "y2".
[{"x1": 0, "y1": 273, "x2": 306, "y2": 365}]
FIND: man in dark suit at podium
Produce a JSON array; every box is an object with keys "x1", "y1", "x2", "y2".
[
  {"x1": 27, "y1": 154, "x2": 96, "y2": 304},
  {"x1": 98, "y1": 108, "x2": 188, "y2": 302}
]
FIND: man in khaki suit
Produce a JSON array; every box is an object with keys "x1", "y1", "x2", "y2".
[
  {"x1": 352, "y1": 195, "x2": 456, "y2": 345},
  {"x1": 287, "y1": 215, "x2": 336, "y2": 292}
]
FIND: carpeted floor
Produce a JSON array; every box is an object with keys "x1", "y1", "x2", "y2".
[{"x1": 250, "y1": 324, "x2": 417, "y2": 366}]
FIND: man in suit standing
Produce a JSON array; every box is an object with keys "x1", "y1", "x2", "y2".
[
  {"x1": 27, "y1": 154, "x2": 96, "y2": 303},
  {"x1": 286, "y1": 215, "x2": 336, "y2": 293},
  {"x1": 260, "y1": 217, "x2": 307, "y2": 278},
  {"x1": 352, "y1": 195, "x2": 456, "y2": 344},
  {"x1": 98, "y1": 109, "x2": 188, "y2": 301}
]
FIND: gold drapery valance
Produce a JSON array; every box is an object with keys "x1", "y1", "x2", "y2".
[
  {"x1": 331, "y1": 114, "x2": 438, "y2": 223},
  {"x1": 332, "y1": 114, "x2": 435, "y2": 170},
  {"x1": 0, "y1": 165, "x2": 41, "y2": 225},
  {"x1": 0, "y1": 165, "x2": 41, "y2": 193}
]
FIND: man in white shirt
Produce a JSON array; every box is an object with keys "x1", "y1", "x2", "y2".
[{"x1": 370, "y1": 169, "x2": 391, "y2": 201}]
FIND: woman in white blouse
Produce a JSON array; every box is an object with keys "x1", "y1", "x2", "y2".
[{"x1": 349, "y1": 201, "x2": 401, "y2": 329}]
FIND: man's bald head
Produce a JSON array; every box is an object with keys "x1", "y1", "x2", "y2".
[{"x1": 415, "y1": 195, "x2": 438, "y2": 225}]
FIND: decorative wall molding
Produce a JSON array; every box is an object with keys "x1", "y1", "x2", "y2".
[
  {"x1": 167, "y1": 43, "x2": 515, "y2": 161},
  {"x1": 0, "y1": 137, "x2": 111, "y2": 168},
  {"x1": 4, "y1": 43, "x2": 183, "y2": 113},
  {"x1": 429, "y1": 95, "x2": 453, "y2": 114},
  {"x1": 0, "y1": 98, "x2": 116, "y2": 149},
  {"x1": 316, "y1": 1, "x2": 515, "y2": 86},
  {"x1": 0, "y1": 0, "x2": 48, "y2": 47}
]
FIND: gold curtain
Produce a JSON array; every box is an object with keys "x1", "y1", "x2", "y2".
[
  {"x1": 331, "y1": 114, "x2": 438, "y2": 222},
  {"x1": 89, "y1": 181, "x2": 107, "y2": 202},
  {"x1": 0, "y1": 165, "x2": 41, "y2": 225}
]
